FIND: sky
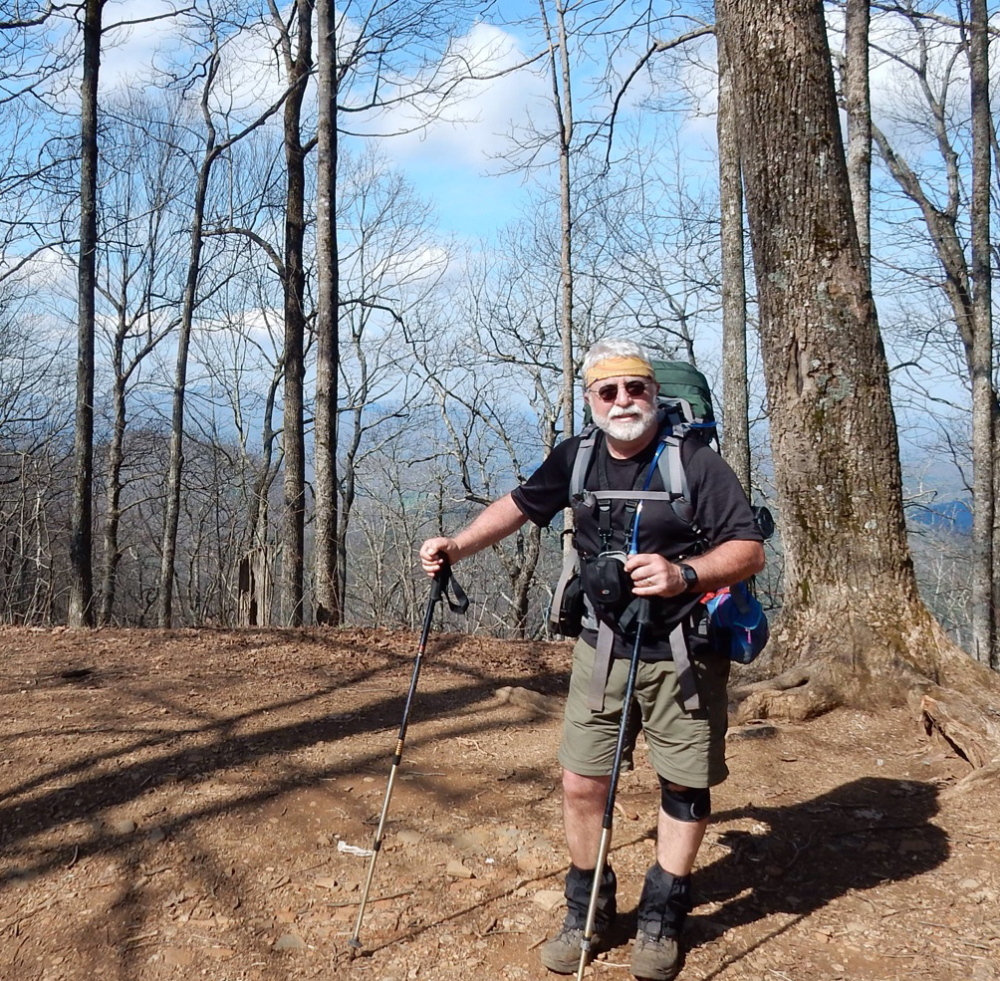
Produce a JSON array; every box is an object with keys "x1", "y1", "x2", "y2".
[
  {"x1": 4, "y1": 0, "x2": 991, "y2": 496},
  {"x1": 79, "y1": 1, "x2": 717, "y2": 241}
]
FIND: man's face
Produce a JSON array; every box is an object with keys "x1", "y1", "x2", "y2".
[{"x1": 585, "y1": 375, "x2": 659, "y2": 442}]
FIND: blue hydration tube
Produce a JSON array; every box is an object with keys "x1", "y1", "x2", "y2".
[{"x1": 628, "y1": 438, "x2": 668, "y2": 555}]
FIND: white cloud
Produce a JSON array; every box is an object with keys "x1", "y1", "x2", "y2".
[{"x1": 366, "y1": 22, "x2": 551, "y2": 169}]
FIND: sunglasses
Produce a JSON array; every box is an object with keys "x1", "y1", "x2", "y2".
[{"x1": 589, "y1": 379, "x2": 653, "y2": 403}]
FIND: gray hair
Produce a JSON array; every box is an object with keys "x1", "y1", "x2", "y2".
[{"x1": 581, "y1": 338, "x2": 653, "y2": 391}]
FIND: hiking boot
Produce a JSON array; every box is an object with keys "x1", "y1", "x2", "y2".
[
  {"x1": 540, "y1": 923, "x2": 610, "y2": 974},
  {"x1": 540, "y1": 864, "x2": 617, "y2": 974},
  {"x1": 630, "y1": 929, "x2": 680, "y2": 980},
  {"x1": 630, "y1": 865, "x2": 692, "y2": 981}
]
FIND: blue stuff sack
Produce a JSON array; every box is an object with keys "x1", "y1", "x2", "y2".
[{"x1": 703, "y1": 581, "x2": 769, "y2": 664}]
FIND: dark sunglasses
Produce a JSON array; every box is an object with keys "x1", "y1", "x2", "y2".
[{"x1": 589, "y1": 379, "x2": 653, "y2": 403}]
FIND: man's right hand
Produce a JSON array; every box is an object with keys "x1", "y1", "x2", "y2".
[{"x1": 419, "y1": 537, "x2": 460, "y2": 577}]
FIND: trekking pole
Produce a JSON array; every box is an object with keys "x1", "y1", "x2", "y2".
[
  {"x1": 348, "y1": 561, "x2": 468, "y2": 955},
  {"x1": 576, "y1": 502, "x2": 649, "y2": 981}
]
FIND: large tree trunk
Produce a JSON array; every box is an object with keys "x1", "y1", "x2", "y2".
[
  {"x1": 313, "y1": 0, "x2": 341, "y2": 626},
  {"x1": 713, "y1": 0, "x2": 999, "y2": 772},
  {"x1": 68, "y1": 0, "x2": 102, "y2": 628}
]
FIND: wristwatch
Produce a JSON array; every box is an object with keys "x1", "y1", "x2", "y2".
[{"x1": 677, "y1": 563, "x2": 699, "y2": 592}]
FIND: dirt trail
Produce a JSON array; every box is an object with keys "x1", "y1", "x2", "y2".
[{"x1": 0, "y1": 626, "x2": 997, "y2": 981}]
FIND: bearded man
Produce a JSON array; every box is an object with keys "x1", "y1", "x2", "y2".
[{"x1": 420, "y1": 338, "x2": 764, "y2": 980}]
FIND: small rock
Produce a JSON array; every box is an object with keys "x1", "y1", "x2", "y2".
[
  {"x1": 314, "y1": 876, "x2": 339, "y2": 891},
  {"x1": 495, "y1": 686, "x2": 562, "y2": 716},
  {"x1": 162, "y1": 948, "x2": 195, "y2": 967},
  {"x1": 274, "y1": 934, "x2": 307, "y2": 952},
  {"x1": 396, "y1": 830, "x2": 423, "y2": 846},
  {"x1": 446, "y1": 860, "x2": 475, "y2": 879},
  {"x1": 728, "y1": 724, "x2": 778, "y2": 740},
  {"x1": 147, "y1": 826, "x2": 166, "y2": 843},
  {"x1": 532, "y1": 890, "x2": 565, "y2": 912},
  {"x1": 969, "y1": 888, "x2": 999, "y2": 904},
  {"x1": 109, "y1": 819, "x2": 138, "y2": 835},
  {"x1": 205, "y1": 947, "x2": 235, "y2": 960}
]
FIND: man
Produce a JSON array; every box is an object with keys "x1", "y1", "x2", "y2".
[{"x1": 420, "y1": 339, "x2": 764, "y2": 980}]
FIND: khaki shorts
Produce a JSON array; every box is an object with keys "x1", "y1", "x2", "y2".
[{"x1": 558, "y1": 638, "x2": 730, "y2": 788}]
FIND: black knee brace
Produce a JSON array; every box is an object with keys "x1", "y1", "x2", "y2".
[{"x1": 659, "y1": 779, "x2": 711, "y2": 822}]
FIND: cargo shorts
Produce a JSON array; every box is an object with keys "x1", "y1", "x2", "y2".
[{"x1": 557, "y1": 637, "x2": 730, "y2": 788}]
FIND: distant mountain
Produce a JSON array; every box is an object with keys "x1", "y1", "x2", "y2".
[{"x1": 908, "y1": 499, "x2": 972, "y2": 535}]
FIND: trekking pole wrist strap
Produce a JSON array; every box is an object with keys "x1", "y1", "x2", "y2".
[{"x1": 442, "y1": 567, "x2": 470, "y2": 614}]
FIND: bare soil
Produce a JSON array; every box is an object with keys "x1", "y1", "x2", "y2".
[{"x1": 1, "y1": 626, "x2": 998, "y2": 981}]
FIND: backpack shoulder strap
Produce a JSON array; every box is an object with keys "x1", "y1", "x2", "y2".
[
  {"x1": 653, "y1": 403, "x2": 695, "y2": 524},
  {"x1": 569, "y1": 425, "x2": 599, "y2": 504}
]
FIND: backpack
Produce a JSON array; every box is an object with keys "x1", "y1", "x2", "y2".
[{"x1": 548, "y1": 360, "x2": 770, "y2": 702}]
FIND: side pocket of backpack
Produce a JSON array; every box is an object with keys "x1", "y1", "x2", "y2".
[{"x1": 549, "y1": 553, "x2": 585, "y2": 637}]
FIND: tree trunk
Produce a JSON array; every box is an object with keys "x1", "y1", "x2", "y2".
[
  {"x1": 158, "y1": 84, "x2": 218, "y2": 628},
  {"x1": 313, "y1": 0, "x2": 341, "y2": 626},
  {"x1": 277, "y1": 0, "x2": 312, "y2": 627},
  {"x1": 543, "y1": 1, "x2": 577, "y2": 555},
  {"x1": 716, "y1": 29, "x2": 750, "y2": 493},
  {"x1": 98, "y1": 368, "x2": 126, "y2": 626},
  {"x1": 713, "y1": 0, "x2": 1000, "y2": 762},
  {"x1": 967, "y1": 0, "x2": 994, "y2": 667},
  {"x1": 69, "y1": 0, "x2": 102, "y2": 628}
]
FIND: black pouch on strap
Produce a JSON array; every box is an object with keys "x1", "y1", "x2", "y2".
[
  {"x1": 579, "y1": 551, "x2": 631, "y2": 609},
  {"x1": 549, "y1": 553, "x2": 585, "y2": 637}
]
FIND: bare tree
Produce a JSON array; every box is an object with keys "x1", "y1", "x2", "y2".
[
  {"x1": 67, "y1": 0, "x2": 103, "y2": 627},
  {"x1": 843, "y1": 0, "x2": 872, "y2": 269},
  {"x1": 313, "y1": 0, "x2": 339, "y2": 625},
  {"x1": 94, "y1": 94, "x2": 189, "y2": 624},
  {"x1": 716, "y1": 28, "x2": 750, "y2": 491},
  {"x1": 157, "y1": 10, "x2": 289, "y2": 627},
  {"x1": 864, "y1": 3, "x2": 997, "y2": 666},
  {"x1": 967, "y1": 0, "x2": 993, "y2": 666}
]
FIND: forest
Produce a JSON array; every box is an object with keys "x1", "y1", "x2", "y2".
[{"x1": 0, "y1": 0, "x2": 997, "y2": 686}]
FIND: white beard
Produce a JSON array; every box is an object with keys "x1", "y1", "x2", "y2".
[{"x1": 595, "y1": 402, "x2": 657, "y2": 442}]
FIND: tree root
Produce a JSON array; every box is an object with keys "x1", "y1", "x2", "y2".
[
  {"x1": 947, "y1": 757, "x2": 1000, "y2": 796},
  {"x1": 731, "y1": 665, "x2": 841, "y2": 723},
  {"x1": 916, "y1": 688, "x2": 1000, "y2": 771}
]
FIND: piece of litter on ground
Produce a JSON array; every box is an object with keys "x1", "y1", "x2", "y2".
[{"x1": 337, "y1": 840, "x2": 374, "y2": 857}]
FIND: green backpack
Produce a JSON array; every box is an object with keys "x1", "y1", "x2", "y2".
[{"x1": 582, "y1": 359, "x2": 717, "y2": 443}]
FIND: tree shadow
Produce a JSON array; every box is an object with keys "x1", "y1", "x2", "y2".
[
  {"x1": 683, "y1": 777, "x2": 947, "y2": 949},
  {"x1": 609, "y1": 777, "x2": 947, "y2": 976},
  {"x1": 0, "y1": 630, "x2": 570, "y2": 885}
]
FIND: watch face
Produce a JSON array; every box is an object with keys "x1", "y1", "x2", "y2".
[{"x1": 682, "y1": 565, "x2": 698, "y2": 585}]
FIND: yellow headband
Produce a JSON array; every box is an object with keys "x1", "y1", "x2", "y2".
[{"x1": 584, "y1": 355, "x2": 654, "y2": 388}]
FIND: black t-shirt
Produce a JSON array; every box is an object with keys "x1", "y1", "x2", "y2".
[{"x1": 511, "y1": 429, "x2": 762, "y2": 659}]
